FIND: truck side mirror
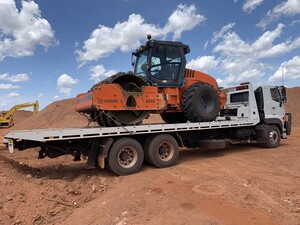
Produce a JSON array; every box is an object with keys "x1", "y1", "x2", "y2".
[
  {"x1": 281, "y1": 86, "x2": 287, "y2": 103},
  {"x1": 131, "y1": 54, "x2": 135, "y2": 68}
]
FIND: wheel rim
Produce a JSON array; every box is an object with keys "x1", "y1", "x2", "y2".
[
  {"x1": 158, "y1": 142, "x2": 174, "y2": 161},
  {"x1": 269, "y1": 130, "x2": 278, "y2": 145},
  {"x1": 118, "y1": 146, "x2": 138, "y2": 168},
  {"x1": 199, "y1": 94, "x2": 214, "y2": 113}
]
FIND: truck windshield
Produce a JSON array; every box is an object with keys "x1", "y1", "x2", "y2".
[{"x1": 133, "y1": 50, "x2": 148, "y2": 79}]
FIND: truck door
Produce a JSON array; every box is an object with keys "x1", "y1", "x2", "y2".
[{"x1": 269, "y1": 87, "x2": 285, "y2": 117}]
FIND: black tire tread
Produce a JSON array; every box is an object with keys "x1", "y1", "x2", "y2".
[
  {"x1": 182, "y1": 82, "x2": 220, "y2": 122},
  {"x1": 147, "y1": 134, "x2": 179, "y2": 168},
  {"x1": 263, "y1": 125, "x2": 280, "y2": 148},
  {"x1": 143, "y1": 136, "x2": 156, "y2": 165},
  {"x1": 107, "y1": 138, "x2": 144, "y2": 176}
]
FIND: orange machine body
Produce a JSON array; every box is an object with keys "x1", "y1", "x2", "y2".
[
  {"x1": 75, "y1": 84, "x2": 166, "y2": 112},
  {"x1": 75, "y1": 69, "x2": 227, "y2": 114}
]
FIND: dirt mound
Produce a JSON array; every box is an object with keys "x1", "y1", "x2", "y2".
[
  {"x1": 285, "y1": 87, "x2": 300, "y2": 127},
  {"x1": 8, "y1": 98, "x2": 163, "y2": 131},
  {"x1": 12, "y1": 110, "x2": 34, "y2": 125},
  {"x1": 144, "y1": 114, "x2": 164, "y2": 124},
  {"x1": 11, "y1": 99, "x2": 88, "y2": 130}
]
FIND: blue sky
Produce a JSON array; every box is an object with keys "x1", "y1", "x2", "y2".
[{"x1": 0, "y1": 0, "x2": 300, "y2": 110}]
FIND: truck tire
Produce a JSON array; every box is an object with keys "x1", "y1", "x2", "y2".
[
  {"x1": 107, "y1": 138, "x2": 144, "y2": 175},
  {"x1": 182, "y1": 82, "x2": 220, "y2": 122},
  {"x1": 146, "y1": 134, "x2": 179, "y2": 168},
  {"x1": 161, "y1": 112, "x2": 187, "y2": 124},
  {"x1": 263, "y1": 125, "x2": 281, "y2": 148},
  {"x1": 143, "y1": 136, "x2": 155, "y2": 165}
]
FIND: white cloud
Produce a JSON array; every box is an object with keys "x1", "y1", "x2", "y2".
[
  {"x1": 0, "y1": 83, "x2": 20, "y2": 89},
  {"x1": 216, "y1": 78, "x2": 224, "y2": 87},
  {"x1": 7, "y1": 91, "x2": 19, "y2": 98},
  {"x1": 223, "y1": 67, "x2": 263, "y2": 85},
  {"x1": 243, "y1": 0, "x2": 264, "y2": 13},
  {"x1": 187, "y1": 56, "x2": 219, "y2": 73},
  {"x1": 89, "y1": 65, "x2": 118, "y2": 83},
  {"x1": 37, "y1": 92, "x2": 44, "y2": 98},
  {"x1": 214, "y1": 23, "x2": 300, "y2": 59},
  {"x1": 57, "y1": 74, "x2": 79, "y2": 96},
  {"x1": 0, "y1": 0, "x2": 56, "y2": 61},
  {"x1": 210, "y1": 23, "x2": 300, "y2": 86},
  {"x1": 163, "y1": 4, "x2": 206, "y2": 40},
  {"x1": 212, "y1": 23, "x2": 235, "y2": 43},
  {"x1": 75, "y1": 14, "x2": 158, "y2": 64},
  {"x1": 268, "y1": 56, "x2": 300, "y2": 83},
  {"x1": 257, "y1": 0, "x2": 300, "y2": 29},
  {"x1": 0, "y1": 73, "x2": 29, "y2": 82},
  {"x1": 76, "y1": 4, "x2": 205, "y2": 64},
  {"x1": 290, "y1": 19, "x2": 300, "y2": 26},
  {"x1": 203, "y1": 40, "x2": 209, "y2": 50},
  {"x1": 53, "y1": 95, "x2": 59, "y2": 99}
]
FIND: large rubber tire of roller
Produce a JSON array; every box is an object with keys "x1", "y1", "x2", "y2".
[{"x1": 182, "y1": 82, "x2": 220, "y2": 122}]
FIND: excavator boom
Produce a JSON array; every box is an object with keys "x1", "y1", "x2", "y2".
[{"x1": 0, "y1": 100, "x2": 39, "y2": 127}]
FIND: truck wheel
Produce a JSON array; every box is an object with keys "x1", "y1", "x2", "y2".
[
  {"x1": 143, "y1": 136, "x2": 155, "y2": 165},
  {"x1": 263, "y1": 125, "x2": 281, "y2": 148},
  {"x1": 182, "y1": 82, "x2": 220, "y2": 122},
  {"x1": 161, "y1": 112, "x2": 187, "y2": 124},
  {"x1": 146, "y1": 134, "x2": 179, "y2": 168},
  {"x1": 107, "y1": 138, "x2": 144, "y2": 175}
]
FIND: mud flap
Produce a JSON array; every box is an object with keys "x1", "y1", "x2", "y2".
[
  {"x1": 284, "y1": 113, "x2": 292, "y2": 136},
  {"x1": 7, "y1": 139, "x2": 14, "y2": 153},
  {"x1": 86, "y1": 138, "x2": 113, "y2": 169},
  {"x1": 255, "y1": 124, "x2": 267, "y2": 143},
  {"x1": 86, "y1": 138, "x2": 100, "y2": 169},
  {"x1": 97, "y1": 138, "x2": 113, "y2": 169}
]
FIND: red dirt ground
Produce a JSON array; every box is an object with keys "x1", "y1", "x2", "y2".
[{"x1": 0, "y1": 88, "x2": 299, "y2": 225}]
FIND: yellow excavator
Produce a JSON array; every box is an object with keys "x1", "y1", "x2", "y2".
[{"x1": 0, "y1": 100, "x2": 39, "y2": 127}]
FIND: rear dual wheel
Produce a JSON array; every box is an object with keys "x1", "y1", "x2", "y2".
[
  {"x1": 107, "y1": 138, "x2": 144, "y2": 176},
  {"x1": 107, "y1": 134, "x2": 179, "y2": 175},
  {"x1": 144, "y1": 134, "x2": 179, "y2": 168}
]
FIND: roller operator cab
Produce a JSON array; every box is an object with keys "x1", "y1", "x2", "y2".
[{"x1": 132, "y1": 34, "x2": 190, "y2": 88}]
